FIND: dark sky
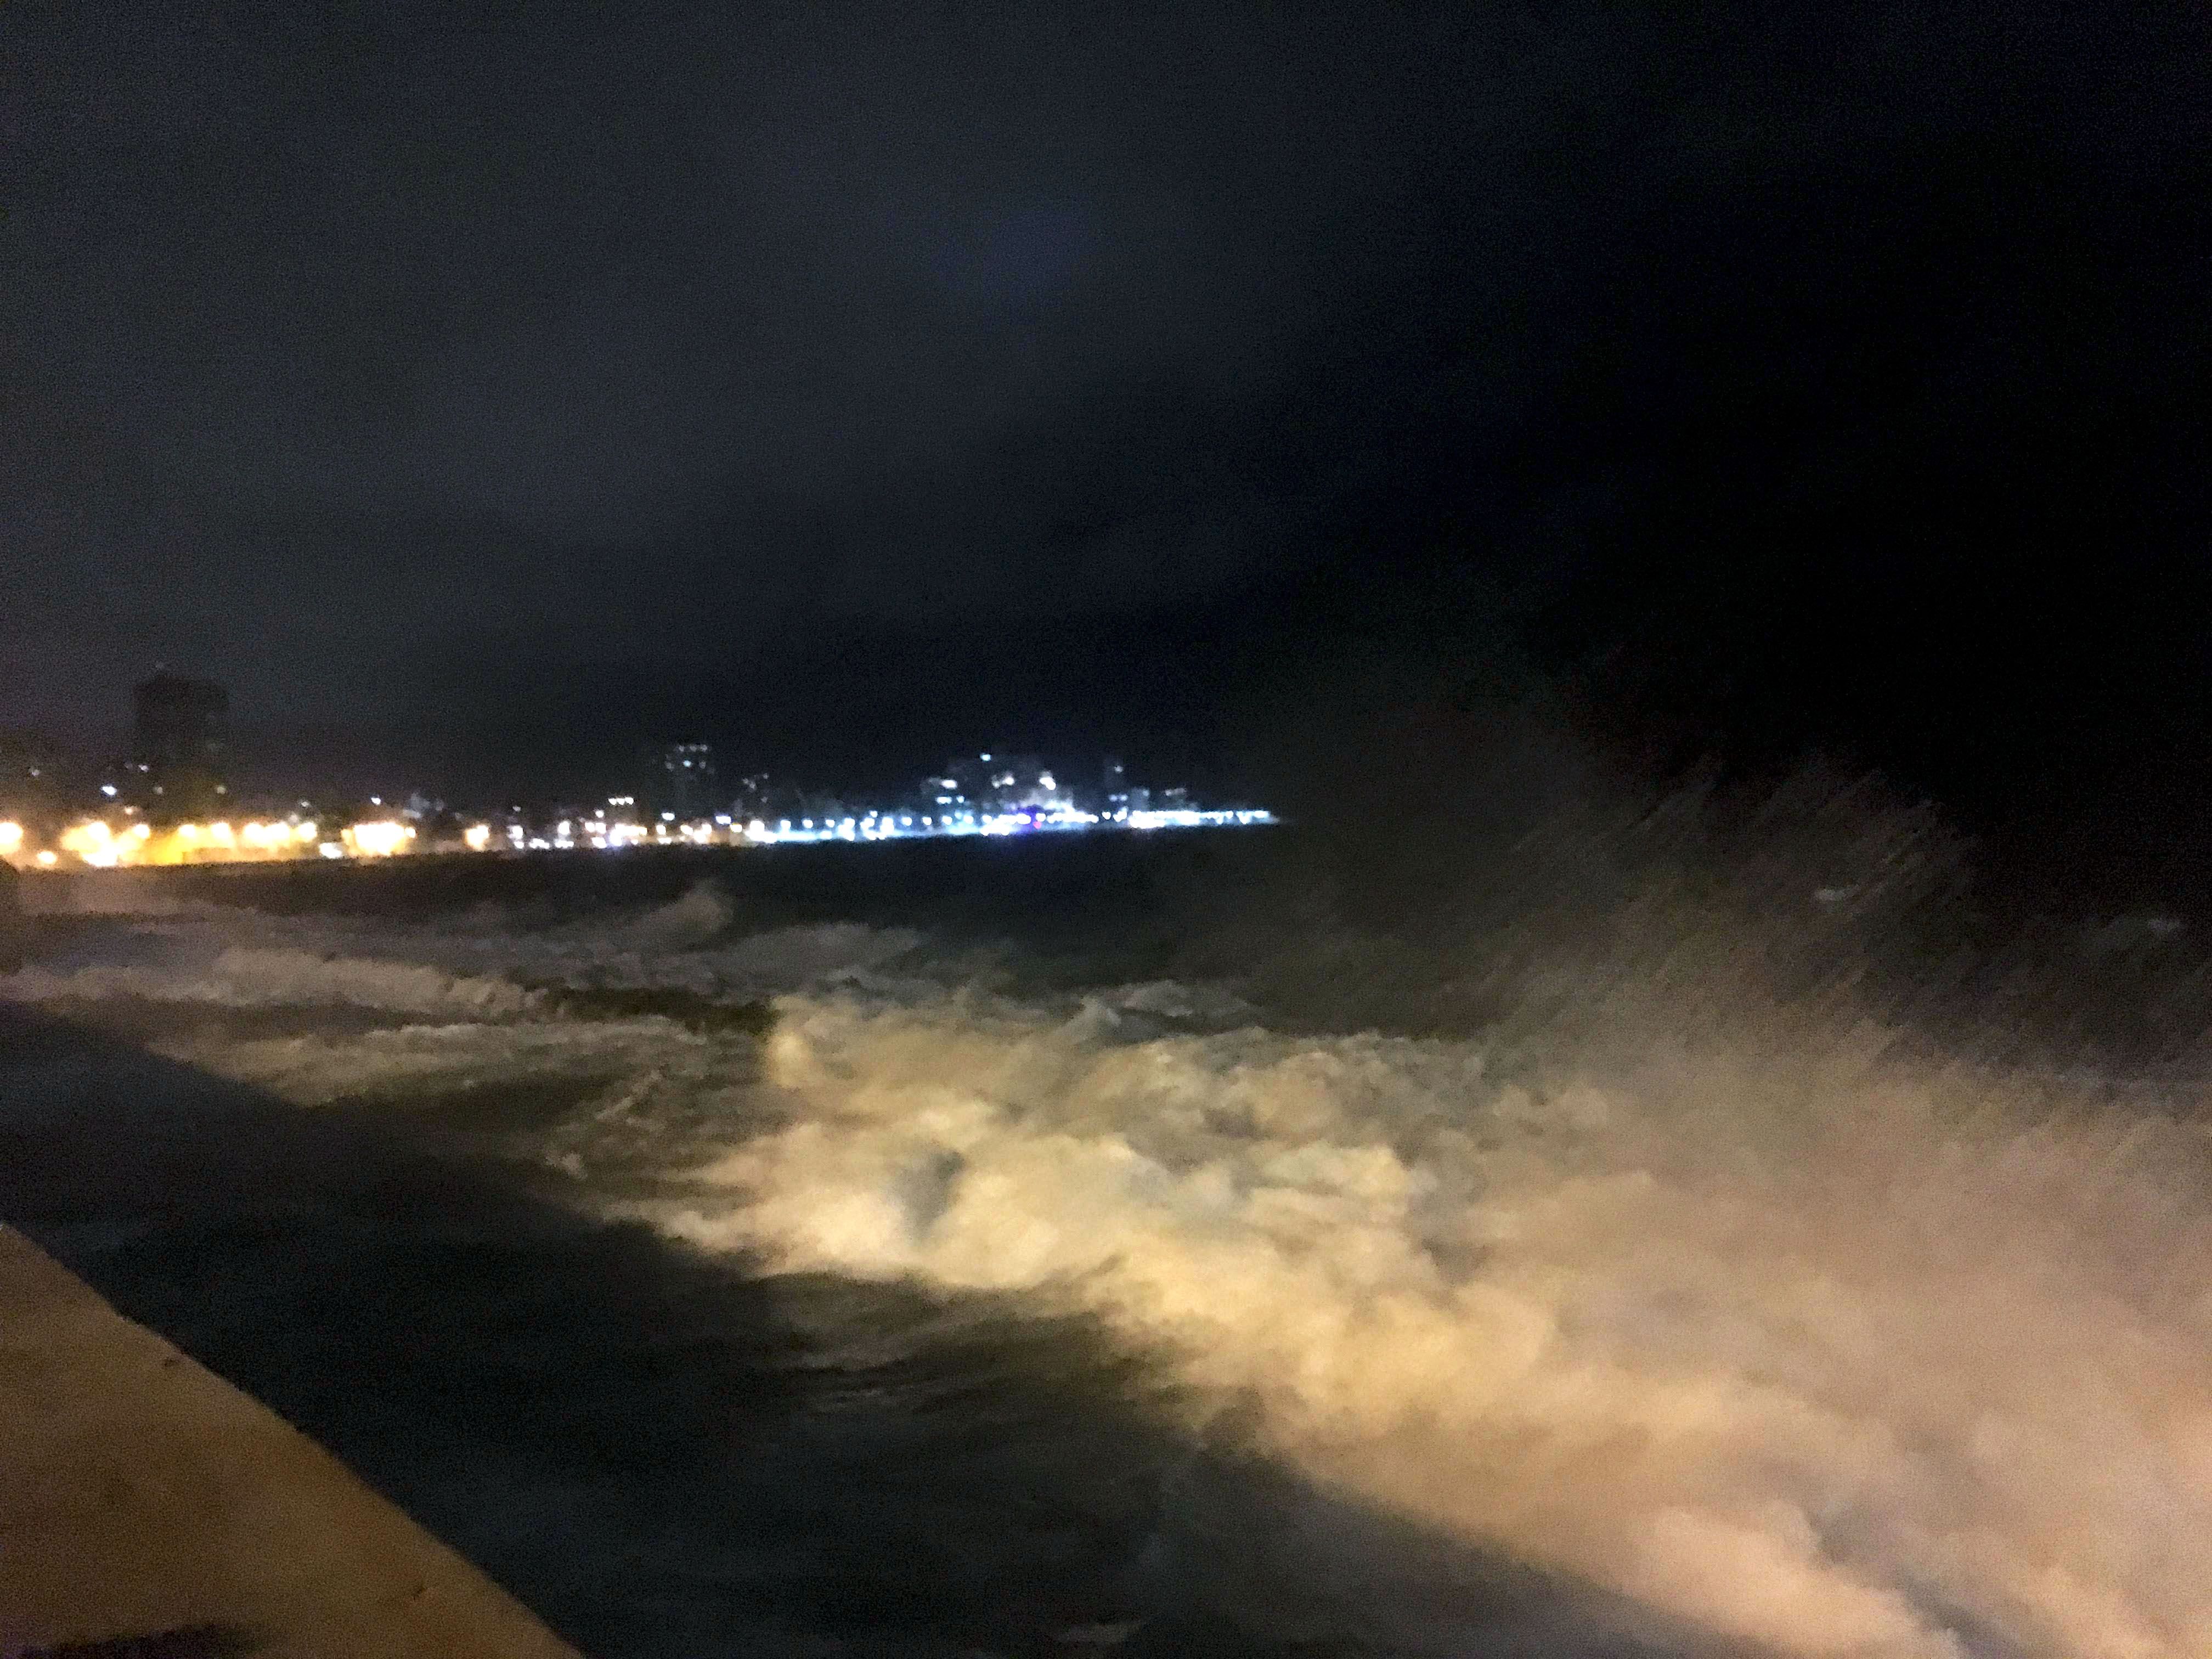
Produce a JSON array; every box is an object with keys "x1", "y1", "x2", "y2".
[{"x1": 6, "y1": 3, "x2": 2208, "y2": 813}]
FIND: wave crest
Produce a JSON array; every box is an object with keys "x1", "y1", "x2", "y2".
[{"x1": 634, "y1": 996, "x2": 2212, "y2": 1659}]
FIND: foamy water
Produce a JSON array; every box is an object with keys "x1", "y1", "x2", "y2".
[{"x1": 7, "y1": 879, "x2": 2210, "y2": 1657}]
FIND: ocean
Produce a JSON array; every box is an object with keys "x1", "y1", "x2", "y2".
[{"x1": 3, "y1": 822, "x2": 2209, "y2": 1658}]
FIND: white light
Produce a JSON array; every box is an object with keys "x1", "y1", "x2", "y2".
[{"x1": 100, "y1": 783, "x2": 118, "y2": 797}]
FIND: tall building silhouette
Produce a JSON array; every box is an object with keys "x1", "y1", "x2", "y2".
[
  {"x1": 661, "y1": 742, "x2": 716, "y2": 820},
  {"x1": 132, "y1": 673, "x2": 229, "y2": 819}
]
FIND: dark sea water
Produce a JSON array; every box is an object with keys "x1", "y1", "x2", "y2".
[{"x1": 4, "y1": 823, "x2": 2210, "y2": 1657}]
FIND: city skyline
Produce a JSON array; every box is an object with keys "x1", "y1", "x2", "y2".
[
  {"x1": 1, "y1": 679, "x2": 1271, "y2": 868},
  {"x1": 3, "y1": 665, "x2": 1240, "y2": 804}
]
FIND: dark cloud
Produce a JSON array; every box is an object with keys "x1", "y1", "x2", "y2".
[{"x1": 4, "y1": 2, "x2": 2207, "y2": 810}]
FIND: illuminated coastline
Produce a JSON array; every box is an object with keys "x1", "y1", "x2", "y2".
[
  {"x1": 1, "y1": 804, "x2": 1274, "y2": 871},
  {"x1": 3, "y1": 716, "x2": 1272, "y2": 871}
]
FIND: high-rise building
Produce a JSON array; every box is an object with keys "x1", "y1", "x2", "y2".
[
  {"x1": 132, "y1": 673, "x2": 229, "y2": 820},
  {"x1": 661, "y1": 743, "x2": 716, "y2": 820},
  {"x1": 974, "y1": 752, "x2": 1040, "y2": 811},
  {"x1": 921, "y1": 763, "x2": 972, "y2": 819},
  {"x1": 923, "y1": 753, "x2": 1080, "y2": 817}
]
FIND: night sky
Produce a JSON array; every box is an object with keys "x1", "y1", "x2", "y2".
[{"x1": 7, "y1": 4, "x2": 2208, "y2": 834}]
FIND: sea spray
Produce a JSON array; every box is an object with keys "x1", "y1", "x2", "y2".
[
  {"x1": 11, "y1": 864, "x2": 2212, "y2": 1656},
  {"x1": 629, "y1": 995, "x2": 2212, "y2": 1658}
]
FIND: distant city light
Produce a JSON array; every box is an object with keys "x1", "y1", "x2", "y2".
[
  {"x1": 345, "y1": 821, "x2": 413, "y2": 857},
  {"x1": 58, "y1": 820, "x2": 117, "y2": 867},
  {"x1": 0, "y1": 729, "x2": 1274, "y2": 871}
]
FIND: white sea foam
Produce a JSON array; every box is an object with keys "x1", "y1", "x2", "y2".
[
  {"x1": 617, "y1": 996, "x2": 2212, "y2": 1659},
  {"x1": 14, "y1": 871, "x2": 235, "y2": 917},
  {"x1": 2, "y1": 883, "x2": 926, "y2": 1008},
  {"x1": 5, "y1": 944, "x2": 539, "y2": 1017},
  {"x1": 580, "y1": 879, "x2": 737, "y2": 952},
  {"x1": 12, "y1": 899, "x2": 2212, "y2": 1656}
]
